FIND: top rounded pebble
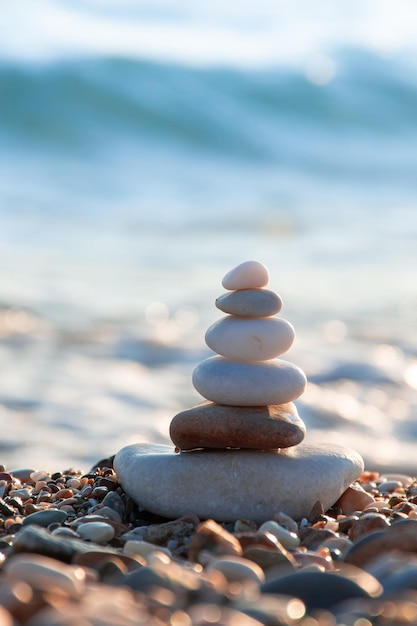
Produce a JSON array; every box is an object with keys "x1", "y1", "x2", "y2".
[{"x1": 222, "y1": 260, "x2": 269, "y2": 290}]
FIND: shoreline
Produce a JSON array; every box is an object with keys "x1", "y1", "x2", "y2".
[{"x1": 1, "y1": 457, "x2": 417, "y2": 624}]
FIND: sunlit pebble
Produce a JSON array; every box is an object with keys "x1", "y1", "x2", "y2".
[{"x1": 304, "y1": 53, "x2": 336, "y2": 86}]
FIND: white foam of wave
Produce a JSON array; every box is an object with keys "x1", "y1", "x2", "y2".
[{"x1": 2, "y1": 0, "x2": 417, "y2": 68}]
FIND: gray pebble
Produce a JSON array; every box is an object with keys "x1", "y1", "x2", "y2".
[
  {"x1": 216, "y1": 289, "x2": 282, "y2": 317},
  {"x1": 23, "y1": 509, "x2": 68, "y2": 528}
]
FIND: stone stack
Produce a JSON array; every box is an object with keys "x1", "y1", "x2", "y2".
[
  {"x1": 114, "y1": 261, "x2": 364, "y2": 522},
  {"x1": 170, "y1": 260, "x2": 307, "y2": 452}
]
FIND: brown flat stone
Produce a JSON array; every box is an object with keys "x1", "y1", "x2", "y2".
[{"x1": 169, "y1": 401, "x2": 305, "y2": 450}]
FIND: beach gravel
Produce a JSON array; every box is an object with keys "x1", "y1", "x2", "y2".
[{"x1": 1, "y1": 462, "x2": 417, "y2": 624}]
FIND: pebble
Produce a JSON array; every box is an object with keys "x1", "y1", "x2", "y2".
[
  {"x1": 205, "y1": 316, "x2": 295, "y2": 361},
  {"x1": 77, "y1": 521, "x2": 115, "y2": 544},
  {"x1": 188, "y1": 520, "x2": 243, "y2": 562},
  {"x1": 192, "y1": 356, "x2": 307, "y2": 406},
  {"x1": 206, "y1": 556, "x2": 265, "y2": 584},
  {"x1": 114, "y1": 442, "x2": 364, "y2": 522},
  {"x1": 5, "y1": 553, "x2": 86, "y2": 598},
  {"x1": 8, "y1": 468, "x2": 35, "y2": 482},
  {"x1": 169, "y1": 401, "x2": 306, "y2": 450},
  {"x1": 335, "y1": 483, "x2": 376, "y2": 514},
  {"x1": 124, "y1": 539, "x2": 172, "y2": 560},
  {"x1": 1, "y1": 462, "x2": 417, "y2": 625},
  {"x1": 377, "y1": 480, "x2": 403, "y2": 494},
  {"x1": 274, "y1": 512, "x2": 299, "y2": 534},
  {"x1": 345, "y1": 518, "x2": 417, "y2": 568},
  {"x1": 260, "y1": 570, "x2": 378, "y2": 610},
  {"x1": 222, "y1": 260, "x2": 269, "y2": 290},
  {"x1": 242, "y1": 545, "x2": 296, "y2": 571},
  {"x1": 216, "y1": 288, "x2": 282, "y2": 317},
  {"x1": 380, "y1": 473, "x2": 414, "y2": 487},
  {"x1": 8, "y1": 487, "x2": 32, "y2": 500},
  {"x1": 12, "y1": 524, "x2": 117, "y2": 562},
  {"x1": 348, "y1": 512, "x2": 390, "y2": 542},
  {"x1": 22, "y1": 509, "x2": 68, "y2": 528},
  {"x1": 258, "y1": 520, "x2": 300, "y2": 549}
]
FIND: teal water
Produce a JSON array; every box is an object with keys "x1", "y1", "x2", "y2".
[{"x1": 0, "y1": 0, "x2": 416, "y2": 473}]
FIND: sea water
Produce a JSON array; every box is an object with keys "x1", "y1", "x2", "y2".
[{"x1": 0, "y1": 0, "x2": 417, "y2": 473}]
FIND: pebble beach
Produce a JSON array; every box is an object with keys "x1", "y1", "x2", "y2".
[
  {"x1": 2, "y1": 0, "x2": 417, "y2": 622},
  {"x1": 2, "y1": 460, "x2": 417, "y2": 625}
]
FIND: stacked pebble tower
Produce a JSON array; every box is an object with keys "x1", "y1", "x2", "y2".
[
  {"x1": 114, "y1": 260, "x2": 364, "y2": 522},
  {"x1": 170, "y1": 260, "x2": 308, "y2": 452}
]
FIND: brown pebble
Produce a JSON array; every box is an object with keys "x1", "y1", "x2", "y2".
[
  {"x1": 348, "y1": 513, "x2": 390, "y2": 542},
  {"x1": 143, "y1": 519, "x2": 195, "y2": 545},
  {"x1": 188, "y1": 519, "x2": 242, "y2": 563},
  {"x1": 51, "y1": 488, "x2": 74, "y2": 502},
  {"x1": 236, "y1": 531, "x2": 282, "y2": 552},
  {"x1": 345, "y1": 518, "x2": 417, "y2": 568},
  {"x1": 335, "y1": 483, "x2": 376, "y2": 515},
  {"x1": 243, "y1": 545, "x2": 297, "y2": 571},
  {"x1": 300, "y1": 527, "x2": 339, "y2": 551},
  {"x1": 292, "y1": 550, "x2": 334, "y2": 570},
  {"x1": 338, "y1": 515, "x2": 360, "y2": 534},
  {"x1": 170, "y1": 401, "x2": 306, "y2": 450}
]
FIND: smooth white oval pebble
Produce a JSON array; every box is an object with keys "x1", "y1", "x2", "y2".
[
  {"x1": 5, "y1": 554, "x2": 86, "y2": 597},
  {"x1": 123, "y1": 539, "x2": 171, "y2": 559},
  {"x1": 259, "y1": 520, "x2": 300, "y2": 549},
  {"x1": 222, "y1": 261, "x2": 269, "y2": 290},
  {"x1": 207, "y1": 556, "x2": 265, "y2": 584},
  {"x1": 192, "y1": 356, "x2": 306, "y2": 406},
  {"x1": 77, "y1": 521, "x2": 115, "y2": 544},
  {"x1": 205, "y1": 316, "x2": 295, "y2": 361}
]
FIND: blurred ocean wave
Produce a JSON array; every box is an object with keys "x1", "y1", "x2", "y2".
[{"x1": 0, "y1": 0, "x2": 417, "y2": 473}]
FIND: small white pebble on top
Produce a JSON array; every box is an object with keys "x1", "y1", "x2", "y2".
[{"x1": 222, "y1": 260, "x2": 269, "y2": 290}]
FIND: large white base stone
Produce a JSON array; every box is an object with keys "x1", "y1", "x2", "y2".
[{"x1": 114, "y1": 442, "x2": 364, "y2": 523}]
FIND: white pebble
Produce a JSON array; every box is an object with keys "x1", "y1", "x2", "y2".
[
  {"x1": 123, "y1": 539, "x2": 171, "y2": 559},
  {"x1": 207, "y1": 556, "x2": 265, "y2": 584},
  {"x1": 77, "y1": 521, "x2": 115, "y2": 544},
  {"x1": 259, "y1": 520, "x2": 300, "y2": 549},
  {"x1": 205, "y1": 316, "x2": 295, "y2": 361},
  {"x1": 222, "y1": 261, "x2": 269, "y2": 290},
  {"x1": 5, "y1": 554, "x2": 85, "y2": 598},
  {"x1": 275, "y1": 512, "x2": 298, "y2": 533}
]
